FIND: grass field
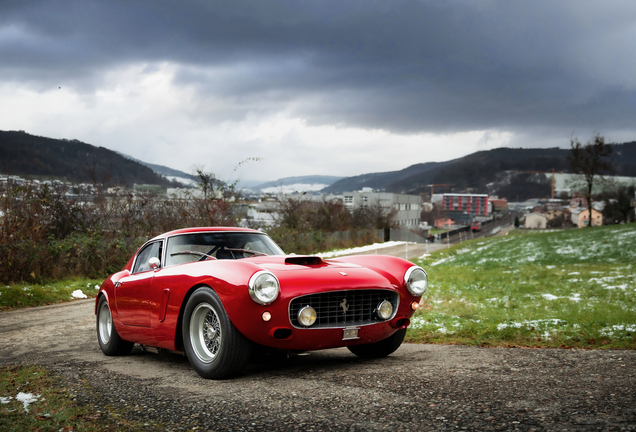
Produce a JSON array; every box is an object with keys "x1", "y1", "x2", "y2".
[
  {"x1": 0, "y1": 365, "x2": 150, "y2": 431},
  {"x1": 0, "y1": 278, "x2": 101, "y2": 311},
  {"x1": 407, "y1": 223, "x2": 636, "y2": 349}
]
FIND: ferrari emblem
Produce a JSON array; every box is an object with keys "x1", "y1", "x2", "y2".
[{"x1": 340, "y1": 298, "x2": 349, "y2": 314}]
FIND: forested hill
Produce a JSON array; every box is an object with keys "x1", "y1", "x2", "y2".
[
  {"x1": 0, "y1": 130, "x2": 173, "y2": 187},
  {"x1": 323, "y1": 143, "x2": 636, "y2": 198},
  {"x1": 3, "y1": 129, "x2": 635, "y2": 197}
]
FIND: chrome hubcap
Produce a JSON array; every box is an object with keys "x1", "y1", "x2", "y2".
[
  {"x1": 190, "y1": 303, "x2": 222, "y2": 363},
  {"x1": 98, "y1": 301, "x2": 112, "y2": 345}
]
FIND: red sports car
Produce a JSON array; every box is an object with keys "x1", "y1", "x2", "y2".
[{"x1": 96, "y1": 227, "x2": 428, "y2": 379}]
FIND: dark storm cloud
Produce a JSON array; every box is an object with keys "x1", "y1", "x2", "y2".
[{"x1": 2, "y1": 0, "x2": 635, "y2": 134}]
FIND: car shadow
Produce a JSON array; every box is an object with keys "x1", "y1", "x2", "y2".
[{"x1": 124, "y1": 343, "x2": 406, "y2": 379}]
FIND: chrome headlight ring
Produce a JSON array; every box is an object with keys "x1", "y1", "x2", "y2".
[
  {"x1": 297, "y1": 306, "x2": 317, "y2": 327},
  {"x1": 376, "y1": 300, "x2": 393, "y2": 320},
  {"x1": 248, "y1": 271, "x2": 280, "y2": 305},
  {"x1": 404, "y1": 266, "x2": 428, "y2": 296}
]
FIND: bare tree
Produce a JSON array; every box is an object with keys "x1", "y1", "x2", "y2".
[
  {"x1": 568, "y1": 133, "x2": 613, "y2": 227},
  {"x1": 310, "y1": 198, "x2": 352, "y2": 232},
  {"x1": 189, "y1": 165, "x2": 251, "y2": 226},
  {"x1": 275, "y1": 194, "x2": 310, "y2": 230},
  {"x1": 192, "y1": 165, "x2": 224, "y2": 201}
]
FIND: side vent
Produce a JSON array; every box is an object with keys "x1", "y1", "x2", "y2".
[{"x1": 285, "y1": 256, "x2": 324, "y2": 266}]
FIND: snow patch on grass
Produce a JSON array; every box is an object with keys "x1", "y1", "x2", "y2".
[
  {"x1": 71, "y1": 290, "x2": 87, "y2": 299},
  {"x1": 16, "y1": 392, "x2": 40, "y2": 412}
]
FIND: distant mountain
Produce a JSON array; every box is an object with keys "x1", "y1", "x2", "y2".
[
  {"x1": 0, "y1": 130, "x2": 173, "y2": 187},
  {"x1": 321, "y1": 161, "x2": 451, "y2": 194},
  {"x1": 119, "y1": 154, "x2": 268, "y2": 189},
  {"x1": 323, "y1": 143, "x2": 636, "y2": 200},
  {"x1": 254, "y1": 175, "x2": 344, "y2": 193},
  {"x1": 4, "y1": 130, "x2": 634, "y2": 201},
  {"x1": 612, "y1": 142, "x2": 636, "y2": 176},
  {"x1": 117, "y1": 152, "x2": 195, "y2": 185},
  {"x1": 118, "y1": 153, "x2": 192, "y2": 179}
]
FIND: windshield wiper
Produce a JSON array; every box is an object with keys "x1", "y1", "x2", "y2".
[
  {"x1": 170, "y1": 250, "x2": 216, "y2": 260},
  {"x1": 224, "y1": 248, "x2": 267, "y2": 257}
]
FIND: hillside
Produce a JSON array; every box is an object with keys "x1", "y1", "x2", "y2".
[
  {"x1": 3, "y1": 130, "x2": 635, "y2": 198},
  {"x1": 323, "y1": 143, "x2": 636, "y2": 199},
  {"x1": 118, "y1": 153, "x2": 192, "y2": 179},
  {"x1": 321, "y1": 161, "x2": 451, "y2": 193},
  {"x1": 408, "y1": 223, "x2": 636, "y2": 349},
  {"x1": 0, "y1": 130, "x2": 173, "y2": 187}
]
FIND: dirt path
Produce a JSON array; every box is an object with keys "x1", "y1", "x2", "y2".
[{"x1": 1, "y1": 300, "x2": 635, "y2": 431}]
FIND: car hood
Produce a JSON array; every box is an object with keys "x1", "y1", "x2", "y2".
[{"x1": 251, "y1": 255, "x2": 398, "y2": 291}]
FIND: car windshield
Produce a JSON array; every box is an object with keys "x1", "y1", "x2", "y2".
[{"x1": 164, "y1": 231, "x2": 284, "y2": 267}]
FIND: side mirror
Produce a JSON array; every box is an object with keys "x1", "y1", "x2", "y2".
[{"x1": 149, "y1": 257, "x2": 161, "y2": 270}]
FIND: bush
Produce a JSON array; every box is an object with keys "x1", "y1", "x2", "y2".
[
  {"x1": 267, "y1": 226, "x2": 382, "y2": 255},
  {"x1": 0, "y1": 182, "x2": 395, "y2": 283},
  {"x1": 0, "y1": 182, "x2": 242, "y2": 283}
]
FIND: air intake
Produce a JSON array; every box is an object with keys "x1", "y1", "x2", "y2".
[{"x1": 285, "y1": 256, "x2": 324, "y2": 266}]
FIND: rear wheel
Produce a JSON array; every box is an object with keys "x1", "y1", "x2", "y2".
[
  {"x1": 347, "y1": 328, "x2": 406, "y2": 359},
  {"x1": 96, "y1": 296, "x2": 134, "y2": 356},
  {"x1": 182, "y1": 286, "x2": 252, "y2": 379}
]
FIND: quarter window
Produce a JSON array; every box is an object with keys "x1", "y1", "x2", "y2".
[{"x1": 133, "y1": 241, "x2": 162, "y2": 273}]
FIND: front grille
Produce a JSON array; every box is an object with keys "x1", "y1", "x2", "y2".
[{"x1": 289, "y1": 289, "x2": 399, "y2": 328}]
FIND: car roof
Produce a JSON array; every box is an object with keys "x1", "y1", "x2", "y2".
[{"x1": 150, "y1": 227, "x2": 261, "y2": 241}]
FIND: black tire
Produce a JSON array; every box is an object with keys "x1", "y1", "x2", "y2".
[
  {"x1": 347, "y1": 328, "x2": 406, "y2": 359},
  {"x1": 182, "y1": 286, "x2": 252, "y2": 379},
  {"x1": 96, "y1": 296, "x2": 134, "y2": 356}
]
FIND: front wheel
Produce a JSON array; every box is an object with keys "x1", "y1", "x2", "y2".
[
  {"x1": 347, "y1": 328, "x2": 406, "y2": 359},
  {"x1": 182, "y1": 287, "x2": 252, "y2": 379},
  {"x1": 96, "y1": 296, "x2": 134, "y2": 356}
]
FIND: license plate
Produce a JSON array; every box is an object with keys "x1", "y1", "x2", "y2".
[{"x1": 342, "y1": 327, "x2": 359, "y2": 340}]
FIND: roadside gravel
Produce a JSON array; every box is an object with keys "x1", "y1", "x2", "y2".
[{"x1": 1, "y1": 300, "x2": 635, "y2": 431}]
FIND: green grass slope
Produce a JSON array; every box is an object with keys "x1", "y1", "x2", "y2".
[{"x1": 409, "y1": 224, "x2": 636, "y2": 349}]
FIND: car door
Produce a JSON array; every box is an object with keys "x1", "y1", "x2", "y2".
[{"x1": 115, "y1": 241, "x2": 162, "y2": 327}]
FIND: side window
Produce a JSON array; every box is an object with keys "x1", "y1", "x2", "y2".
[{"x1": 132, "y1": 242, "x2": 162, "y2": 274}]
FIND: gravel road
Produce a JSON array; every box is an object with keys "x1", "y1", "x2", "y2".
[{"x1": 1, "y1": 299, "x2": 635, "y2": 431}]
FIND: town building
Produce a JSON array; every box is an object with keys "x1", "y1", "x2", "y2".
[
  {"x1": 441, "y1": 193, "x2": 490, "y2": 215},
  {"x1": 524, "y1": 212, "x2": 549, "y2": 229},
  {"x1": 570, "y1": 195, "x2": 588, "y2": 208},
  {"x1": 343, "y1": 191, "x2": 422, "y2": 227},
  {"x1": 489, "y1": 196, "x2": 508, "y2": 213},
  {"x1": 544, "y1": 208, "x2": 566, "y2": 221},
  {"x1": 570, "y1": 207, "x2": 603, "y2": 228},
  {"x1": 434, "y1": 217, "x2": 456, "y2": 230}
]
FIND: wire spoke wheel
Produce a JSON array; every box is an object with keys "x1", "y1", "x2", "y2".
[
  {"x1": 190, "y1": 303, "x2": 222, "y2": 363},
  {"x1": 182, "y1": 287, "x2": 252, "y2": 379}
]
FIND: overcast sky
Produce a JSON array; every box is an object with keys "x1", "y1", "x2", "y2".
[{"x1": 1, "y1": 1, "x2": 636, "y2": 182}]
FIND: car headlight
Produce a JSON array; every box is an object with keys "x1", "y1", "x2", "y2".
[
  {"x1": 297, "y1": 306, "x2": 317, "y2": 327},
  {"x1": 404, "y1": 266, "x2": 428, "y2": 296},
  {"x1": 248, "y1": 271, "x2": 280, "y2": 305},
  {"x1": 376, "y1": 300, "x2": 393, "y2": 320}
]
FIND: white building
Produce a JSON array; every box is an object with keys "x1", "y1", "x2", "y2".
[
  {"x1": 343, "y1": 191, "x2": 422, "y2": 227},
  {"x1": 524, "y1": 212, "x2": 549, "y2": 229}
]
